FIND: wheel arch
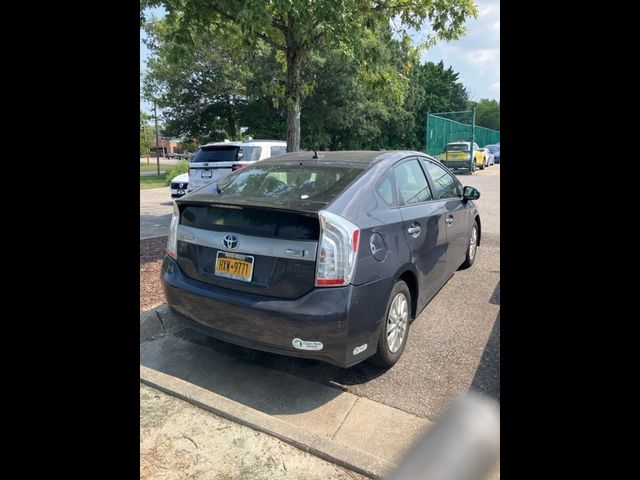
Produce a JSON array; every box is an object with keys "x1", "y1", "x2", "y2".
[{"x1": 394, "y1": 266, "x2": 419, "y2": 321}]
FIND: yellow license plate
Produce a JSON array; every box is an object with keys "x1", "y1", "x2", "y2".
[{"x1": 215, "y1": 251, "x2": 254, "y2": 282}]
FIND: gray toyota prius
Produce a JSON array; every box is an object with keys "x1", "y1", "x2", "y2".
[{"x1": 161, "y1": 150, "x2": 481, "y2": 368}]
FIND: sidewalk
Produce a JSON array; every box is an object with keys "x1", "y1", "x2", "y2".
[{"x1": 141, "y1": 306, "x2": 432, "y2": 478}]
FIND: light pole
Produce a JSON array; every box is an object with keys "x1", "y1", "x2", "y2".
[{"x1": 154, "y1": 100, "x2": 160, "y2": 176}]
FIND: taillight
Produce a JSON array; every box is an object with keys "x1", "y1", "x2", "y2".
[
  {"x1": 231, "y1": 163, "x2": 247, "y2": 171},
  {"x1": 167, "y1": 202, "x2": 179, "y2": 259},
  {"x1": 315, "y1": 210, "x2": 360, "y2": 287}
]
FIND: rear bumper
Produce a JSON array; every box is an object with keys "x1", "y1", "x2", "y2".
[
  {"x1": 442, "y1": 160, "x2": 473, "y2": 170},
  {"x1": 161, "y1": 256, "x2": 392, "y2": 367}
]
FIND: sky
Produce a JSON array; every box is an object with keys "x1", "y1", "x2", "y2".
[
  {"x1": 140, "y1": 1, "x2": 500, "y2": 114},
  {"x1": 419, "y1": 0, "x2": 500, "y2": 101}
]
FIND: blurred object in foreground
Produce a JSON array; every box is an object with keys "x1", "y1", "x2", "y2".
[{"x1": 390, "y1": 393, "x2": 500, "y2": 480}]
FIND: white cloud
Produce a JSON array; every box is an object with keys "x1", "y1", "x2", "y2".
[
  {"x1": 464, "y1": 48, "x2": 499, "y2": 67},
  {"x1": 420, "y1": 0, "x2": 500, "y2": 100}
]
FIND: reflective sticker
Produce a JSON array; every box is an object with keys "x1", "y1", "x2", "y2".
[
  {"x1": 292, "y1": 338, "x2": 323, "y2": 351},
  {"x1": 353, "y1": 344, "x2": 368, "y2": 355}
]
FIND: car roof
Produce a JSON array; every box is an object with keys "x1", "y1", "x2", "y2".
[
  {"x1": 201, "y1": 140, "x2": 286, "y2": 148},
  {"x1": 258, "y1": 150, "x2": 427, "y2": 166}
]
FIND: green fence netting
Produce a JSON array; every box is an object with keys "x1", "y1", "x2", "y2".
[{"x1": 425, "y1": 110, "x2": 500, "y2": 170}]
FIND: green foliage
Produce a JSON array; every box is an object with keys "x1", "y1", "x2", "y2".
[
  {"x1": 143, "y1": 18, "x2": 251, "y2": 142},
  {"x1": 177, "y1": 138, "x2": 199, "y2": 153},
  {"x1": 165, "y1": 159, "x2": 190, "y2": 183},
  {"x1": 143, "y1": 0, "x2": 478, "y2": 150},
  {"x1": 396, "y1": 60, "x2": 469, "y2": 150},
  {"x1": 471, "y1": 98, "x2": 500, "y2": 130}
]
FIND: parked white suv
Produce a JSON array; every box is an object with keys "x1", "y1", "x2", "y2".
[
  {"x1": 187, "y1": 140, "x2": 287, "y2": 193},
  {"x1": 169, "y1": 173, "x2": 189, "y2": 198}
]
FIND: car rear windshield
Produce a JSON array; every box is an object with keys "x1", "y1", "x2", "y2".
[
  {"x1": 446, "y1": 144, "x2": 469, "y2": 152},
  {"x1": 192, "y1": 145, "x2": 240, "y2": 163},
  {"x1": 218, "y1": 163, "x2": 365, "y2": 203},
  {"x1": 486, "y1": 145, "x2": 500, "y2": 153}
]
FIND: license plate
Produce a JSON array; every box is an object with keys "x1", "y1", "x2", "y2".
[
  {"x1": 215, "y1": 251, "x2": 254, "y2": 282},
  {"x1": 201, "y1": 170, "x2": 213, "y2": 179},
  {"x1": 177, "y1": 189, "x2": 185, "y2": 195}
]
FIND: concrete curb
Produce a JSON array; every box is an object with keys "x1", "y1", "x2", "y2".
[
  {"x1": 140, "y1": 304, "x2": 176, "y2": 343},
  {"x1": 140, "y1": 365, "x2": 394, "y2": 479}
]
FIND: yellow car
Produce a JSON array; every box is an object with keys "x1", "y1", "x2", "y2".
[{"x1": 440, "y1": 141, "x2": 486, "y2": 172}]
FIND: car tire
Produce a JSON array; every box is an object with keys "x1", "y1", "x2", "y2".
[
  {"x1": 460, "y1": 219, "x2": 479, "y2": 269},
  {"x1": 368, "y1": 281, "x2": 412, "y2": 368}
]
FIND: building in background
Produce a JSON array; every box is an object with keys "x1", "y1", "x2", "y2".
[{"x1": 150, "y1": 137, "x2": 180, "y2": 156}]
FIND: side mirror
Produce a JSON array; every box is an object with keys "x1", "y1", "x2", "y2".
[{"x1": 463, "y1": 186, "x2": 480, "y2": 200}]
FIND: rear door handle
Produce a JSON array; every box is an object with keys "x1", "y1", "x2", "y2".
[
  {"x1": 407, "y1": 225, "x2": 421, "y2": 237},
  {"x1": 446, "y1": 215, "x2": 454, "y2": 226}
]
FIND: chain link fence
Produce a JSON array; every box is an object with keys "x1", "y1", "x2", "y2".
[{"x1": 426, "y1": 110, "x2": 500, "y2": 173}]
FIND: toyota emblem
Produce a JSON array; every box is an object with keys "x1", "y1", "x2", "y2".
[{"x1": 223, "y1": 234, "x2": 239, "y2": 250}]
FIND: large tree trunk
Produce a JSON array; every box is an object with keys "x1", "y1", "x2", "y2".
[
  {"x1": 225, "y1": 99, "x2": 237, "y2": 140},
  {"x1": 285, "y1": 21, "x2": 303, "y2": 152}
]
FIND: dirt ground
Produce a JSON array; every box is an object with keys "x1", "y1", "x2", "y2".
[
  {"x1": 140, "y1": 384, "x2": 366, "y2": 480},
  {"x1": 140, "y1": 236, "x2": 167, "y2": 313}
]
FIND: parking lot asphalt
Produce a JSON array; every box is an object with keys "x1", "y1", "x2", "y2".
[
  {"x1": 140, "y1": 164, "x2": 500, "y2": 419},
  {"x1": 140, "y1": 187, "x2": 174, "y2": 239},
  {"x1": 263, "y1": 165, "x2": 500, "y2": 418}
]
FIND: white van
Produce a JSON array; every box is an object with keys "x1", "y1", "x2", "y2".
[{"x1": 187, "y1": 140, "x2": 287, "y2": 193}]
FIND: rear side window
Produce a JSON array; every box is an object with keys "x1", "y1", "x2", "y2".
[
  {"x1": 423, "y1": 161, "x2": 461, "y2": 199},
  {"x1": 240, "y1": 146, "x2": 262, "y2": 161},
  {"x1": 376, "y1": 169, "x2": 397, "y2": 206},
  {"x1": 218, "y1": 164, "x2": 365, "y2": 202},
  {"x1": 270, "y1": 146, "x2": 287, "y2": 157},
  {"x1": 394, "y1": 159, "x2": 432, "y2": 205},
  {"x1": 192, "y1": 146, "x2": 239, "y2": 163}
]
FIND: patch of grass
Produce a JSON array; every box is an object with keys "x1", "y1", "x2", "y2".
[
  {"x1": 165, "y1": 160, "x2": 190, "y2": 182},
  {"x1": 140, "y1": 175, "x2": 169, "y2": 190},
  {"x1": 140, "y1": 162, "x2": 174, "y2": 173}
]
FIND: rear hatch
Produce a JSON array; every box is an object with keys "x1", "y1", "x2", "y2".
[
  {"x1": 175, "y1": 203, "x2": 319, "y2": 299},
  {"x1": 444, "y1": 143, "x2": 472, "y2": 162},
  {"x1": 175, "y1": 159, "x2": 367, "y2": 299},
  {"x1": 189, "y1": 144, "x2": 264, "y2": 191}
]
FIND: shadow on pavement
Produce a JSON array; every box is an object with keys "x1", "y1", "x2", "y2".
[
  {"x1": 489, "y1": 281, "x2": 500, "y2": 305},
  {"x1": 469, "y1": 311, "x2": 500, "y2": 401},
  {"x1": 140, "y1": 324, "x2": 359, "y2": 415}
]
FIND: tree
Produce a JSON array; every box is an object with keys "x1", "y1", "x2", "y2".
[
  {"x1": 398, "y1": 60, "x2": 469, "y2": 150},
  {"x1": 143, "y1": 18, "x2": 253, "y2": 142},
  {"x1": 472, "y1": 98, "x2": 500, "y2": 130},
  {"x1": 141, "y1": 0, "x2": 478, "y2": 152},
  {"x1": 300, "y1": 17, "x2": 413, "y2": 150}
]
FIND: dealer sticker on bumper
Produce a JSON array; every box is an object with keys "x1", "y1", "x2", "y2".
[
  {"x1": 353, "y1": 344, "x2": 368, "y2": 355},
  {"x1": 292, "y1": 338, "x2": 323, "y2": 351}
]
